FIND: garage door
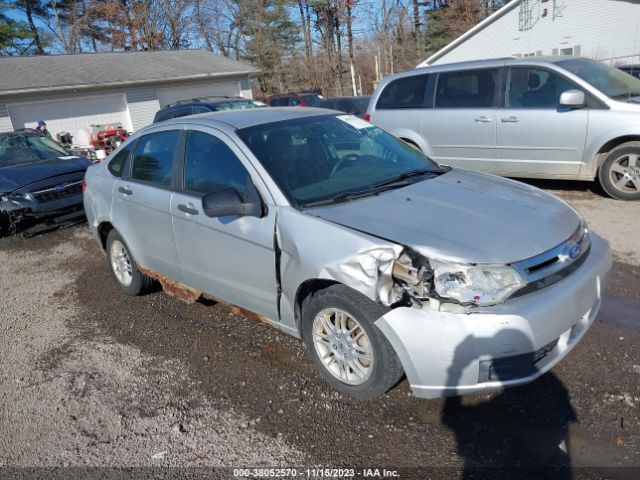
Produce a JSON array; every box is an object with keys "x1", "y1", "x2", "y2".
[
  {"x1": 8, "y1": 94, "x2": 132, "y2": 147},
  {"x1": 157, "y1": 80, "x2": 241, "y2": 107}
]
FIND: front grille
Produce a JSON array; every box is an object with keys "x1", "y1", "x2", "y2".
[
  {"x1": 511, "y1": 244, "x2": 590, "y2": 299},
  {"x1": 30, "y1": 181, "x2": 82, "y2": 203},
  {"x1": 478, "y1": 337, "x2": 560, "y2": 383},
  {"x1": 510, "y1": 225, "x2": 591, "y2": 299}
]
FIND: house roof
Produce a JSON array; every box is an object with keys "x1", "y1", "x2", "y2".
[
  {"x1": 0, "y1": 49, "x2": 259, "y2": 97},
  {"x1": 417, "y1": 0, "x2": 521, "y2": 67}
]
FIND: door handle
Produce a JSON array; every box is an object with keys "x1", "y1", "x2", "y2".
[
  {"x1": 177, "y1": 203, "x2": 199, "y2": 215},
  {"x1": 118, "y1": 186, "x2": 132, "y2": 195},
  {"x1": 474, "y1": 116, "x2": 493, "y2": 123},
  {"x1": 501, "y1": 116, "x2": 520, "y2": 123}
]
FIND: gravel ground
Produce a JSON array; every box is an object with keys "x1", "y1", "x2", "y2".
[{"x1": 1, "y1": 183, "x2": 639, "y2": 480}]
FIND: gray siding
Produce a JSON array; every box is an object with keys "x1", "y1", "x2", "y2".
[
  {"x1": 423, "y1": 0, "x2": 640, "y2": 66},
  {"x1": 0, "y1": 104, "x2": 13, "y2": 132},
  {"x1": 126, "y1": 89, "x2": 160, "y2": 131}
]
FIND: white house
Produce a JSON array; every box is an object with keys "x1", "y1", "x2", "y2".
[
  {"x1": 419, "y1": 0, "x2": 640, "y2": 66},
  {"x1": 0, "y1": 49, "x2": 257, "y2": 145}
]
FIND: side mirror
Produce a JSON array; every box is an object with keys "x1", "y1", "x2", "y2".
[
  {"x1": 559, "y1": 89, "x2": 585, "y2": 108},
  {"x1": 202, "y1": 184, "x2": 262, "y2": 218}
]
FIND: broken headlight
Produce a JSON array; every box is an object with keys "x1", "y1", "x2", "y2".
[{"x1": 431, "y1": 261, "x2": 525, "y2": 306}]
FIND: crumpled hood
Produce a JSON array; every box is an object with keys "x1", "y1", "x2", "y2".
[
  {"x1": 306, "y1": 169, "x2": 581, "y2": 264},
  {"x1": 0, "y1": 157, "x2": 91, "y2": 192}
]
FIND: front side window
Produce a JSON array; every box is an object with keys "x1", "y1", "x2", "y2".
[
  {"x1": 435, "y1": 69, "x2": 497, "y2": 108},
  {"x1": 130, "y1": 130, "x2": 179, "y2": 187},
  {"x1": 556, "y1": 58, "x2": 640, "y2": 101},
  {"x1": 506, "y1": 67, "x2": 576, "y2": 108},
  {"x1": 183, "y1": 131, "x2": 250, "y2": 197},
  {"x1": 237, "y1": 115, "x2": 444, "y2": 208},
  {"x1": 376, "y1": 74, "x2": 429, "y2": 109},
  {"x1": 107, "y1": 145, "x2": 131, "y2": 177}
]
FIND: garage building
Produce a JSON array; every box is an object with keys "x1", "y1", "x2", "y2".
[
  {"x1": 419, "y1": 0, "x2": 640, "y2": 67},
  {"x1": 0, "y1": 49, "x2": 258, "y2": 145}
]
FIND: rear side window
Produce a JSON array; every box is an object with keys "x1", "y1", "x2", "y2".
[
  {"x1": 435, "y1": 69, "x2": 498, "y2": 108},
  {"x1": 376, "y1": 74, "x2": 429, "y2": 109},
  {"x1": 183, "y1": 131, "x2": 250, "y2": 197},
  {"x1": 171, "y1": 106, "x2": 194, "y2": 119},
  {"x1": 130, "y1": 130, "x2": 179, "y2": 187},
  {"x1": 107, "y1": 145, "x2": 130, "y2": 177},
  {"x1": 193, "y1": 105, "x2": 211, "y2": 114}
]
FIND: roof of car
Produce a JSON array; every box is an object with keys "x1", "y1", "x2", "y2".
[
  {"x1": 162, "y1": 96, "x2": 256, "y2": 108},
  {"x1": 158, "y1": 107, "x2": 337, "y2": 130}
]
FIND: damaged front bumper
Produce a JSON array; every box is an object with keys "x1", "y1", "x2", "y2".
[{"x1": 375, "y1": 233, "x2": 612, "y2": 399}]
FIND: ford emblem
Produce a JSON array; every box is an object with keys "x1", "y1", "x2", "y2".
[
  {"x1": 55, "y1": 184, "x2": 67, "y2": 192},
  {"x1": 567, "y1": 244, "x2": 582, "y2": 260}
]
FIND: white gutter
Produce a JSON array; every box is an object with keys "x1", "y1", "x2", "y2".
[
  {"x1": 0, "y1": 70, "x2": 259, "y2": 98},
  {"x1": 417, "y1": 0, "x2": 521, "y2": 67}
]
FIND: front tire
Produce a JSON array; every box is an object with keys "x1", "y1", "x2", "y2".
[
  {"x1": 106, "y1": 229, "x2": 154, "y2": 296},
  {"x1": 598, "y1": 142, "x2": 640, "y2": 200},
  {"x1": 301, "y1": 284, "x2": 403, "y2": 399}
]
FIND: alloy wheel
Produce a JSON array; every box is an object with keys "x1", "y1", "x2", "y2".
[{"x1": 312, "y1": 308, "x2": 374, "y2": 385}]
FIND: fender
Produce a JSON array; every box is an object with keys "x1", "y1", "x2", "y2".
[{"x1": 581, "y1": 123, "x2": 640, "y2": 179}]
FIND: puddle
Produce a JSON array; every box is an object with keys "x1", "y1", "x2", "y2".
[{"x1": 597, "y1": 294, "x2": 640, "y2": 332}]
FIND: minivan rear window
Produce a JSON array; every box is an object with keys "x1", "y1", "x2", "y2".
[{"x1": 376, "y1": 74, "x2": 429, "y2": 109}]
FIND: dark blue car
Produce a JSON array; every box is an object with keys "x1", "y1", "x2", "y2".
[{"x1": 0, "y1": 131, "x2": 92, "y2": 236}]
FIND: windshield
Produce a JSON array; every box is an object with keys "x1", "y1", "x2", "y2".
[
  {"x1": 301, "y1": 94, "x2": 324, "y2": 106},
  {"x1": 237, "y1": 115, "x2": 445, "y2": 208},
  {"x1": 212, "y1": 100, "x2": 268, "y2": 111},
  {"x1": 0, "y1": 134, "x2": 68, "y2": 167},
  {"x1": 557, "y1": 58, "x2": 640, "y2": 100}
]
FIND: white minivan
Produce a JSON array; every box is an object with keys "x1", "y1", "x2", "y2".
[{"x1": 367, "y1": 57, "x2": 640, "y2": 200}]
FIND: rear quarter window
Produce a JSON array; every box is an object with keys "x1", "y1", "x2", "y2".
[
  {"x1": 107, "y1": 145, "x2": 131, "y2": 177},
  {"x1": 376, "y1": 74, "x2": 430, "y2": 109}
]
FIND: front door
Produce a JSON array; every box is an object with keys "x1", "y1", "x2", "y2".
[
  {"x1": 111, "y1": 128, "x2": 182, "y2": 279},
  {"x1": 497, "y1": 66, "x2": 588, "y2": 177},
  {"x1": 170, "y1": 127, "x2": 278, "y2": 321},
  {"x1": 422, "y1": 68, "x2": 499, "y2": 172}
]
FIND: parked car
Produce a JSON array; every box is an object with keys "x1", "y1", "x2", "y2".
[
  {"x1": 84, "y1": 108, "x2": 611, "y2": 399},
  {"x1": 0, "y1": 131, "x2": 91, "y2": 236},
  {"x1": 618, "y1": 64, "x2": 640, "y2": 80},
  {"x1": 264, "y1": 92, "x2": 324, "y2": 107},
  {"x1": 153, "y1": 97, "x2": 267, "y2": 123},
  {"x1": 319, "y1": 96, "x2": 371, "y2": 117},
  {"x1": 367, "y1": 57, "x2": 640, "y2": 200}
]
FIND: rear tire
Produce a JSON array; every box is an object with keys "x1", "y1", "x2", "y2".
[
  {"x1": 106, "y1": 229, "x2": 154, "y2": 296},
  {"x1": 598, "y1": 142, "x2": 640, "y2": 200},
  {"x1": 301, "y1": 284, "x2": 403, "y2": 399}
]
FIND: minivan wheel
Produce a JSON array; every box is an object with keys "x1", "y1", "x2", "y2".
[
  {"x1": 599, "y1": 142, "x2": 640, "y2": 200},
  {"x1": 301, "y1": 284, "x2": 403, "y2": 399},
  {"x1": 106, "y1": 229, "x2": 154, "y2": 296}
]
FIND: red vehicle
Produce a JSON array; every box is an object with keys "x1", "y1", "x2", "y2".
[
  {"x1": 90, "y1": 123, "x2": 130, "y2": 155},
  {"x1": 263, "y1": 92, "x2": 324, "y2": 107}
]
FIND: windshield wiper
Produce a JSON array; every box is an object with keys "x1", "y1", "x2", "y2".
[
  {"x1": 370, "y1": 169, "x2": 434, "y2": 189},
  {"x1": 302, "y1": 189, "x2": 381, "y2": 208}
]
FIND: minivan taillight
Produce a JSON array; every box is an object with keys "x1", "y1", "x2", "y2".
[{"x1": 362, "y1": 113, "x2": 371, "y2": 122}]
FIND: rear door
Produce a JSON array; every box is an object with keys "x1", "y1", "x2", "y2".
[
  {"x1": 496, "y1": 66, "x2": 588, "y2": 177},
  {"x1": 111, "y1": 127, "x2": 183, "y2": 280},
  {"x1": 423, "y1": 68, "x2": 499, "y2": 171},
  {"x1": 170, "y1": 126, "x2": 279, "y2": 320}
]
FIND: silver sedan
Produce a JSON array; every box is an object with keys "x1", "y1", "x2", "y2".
[{"x1": 83, "y1": 108, "x2": 612, "y2": 399}]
